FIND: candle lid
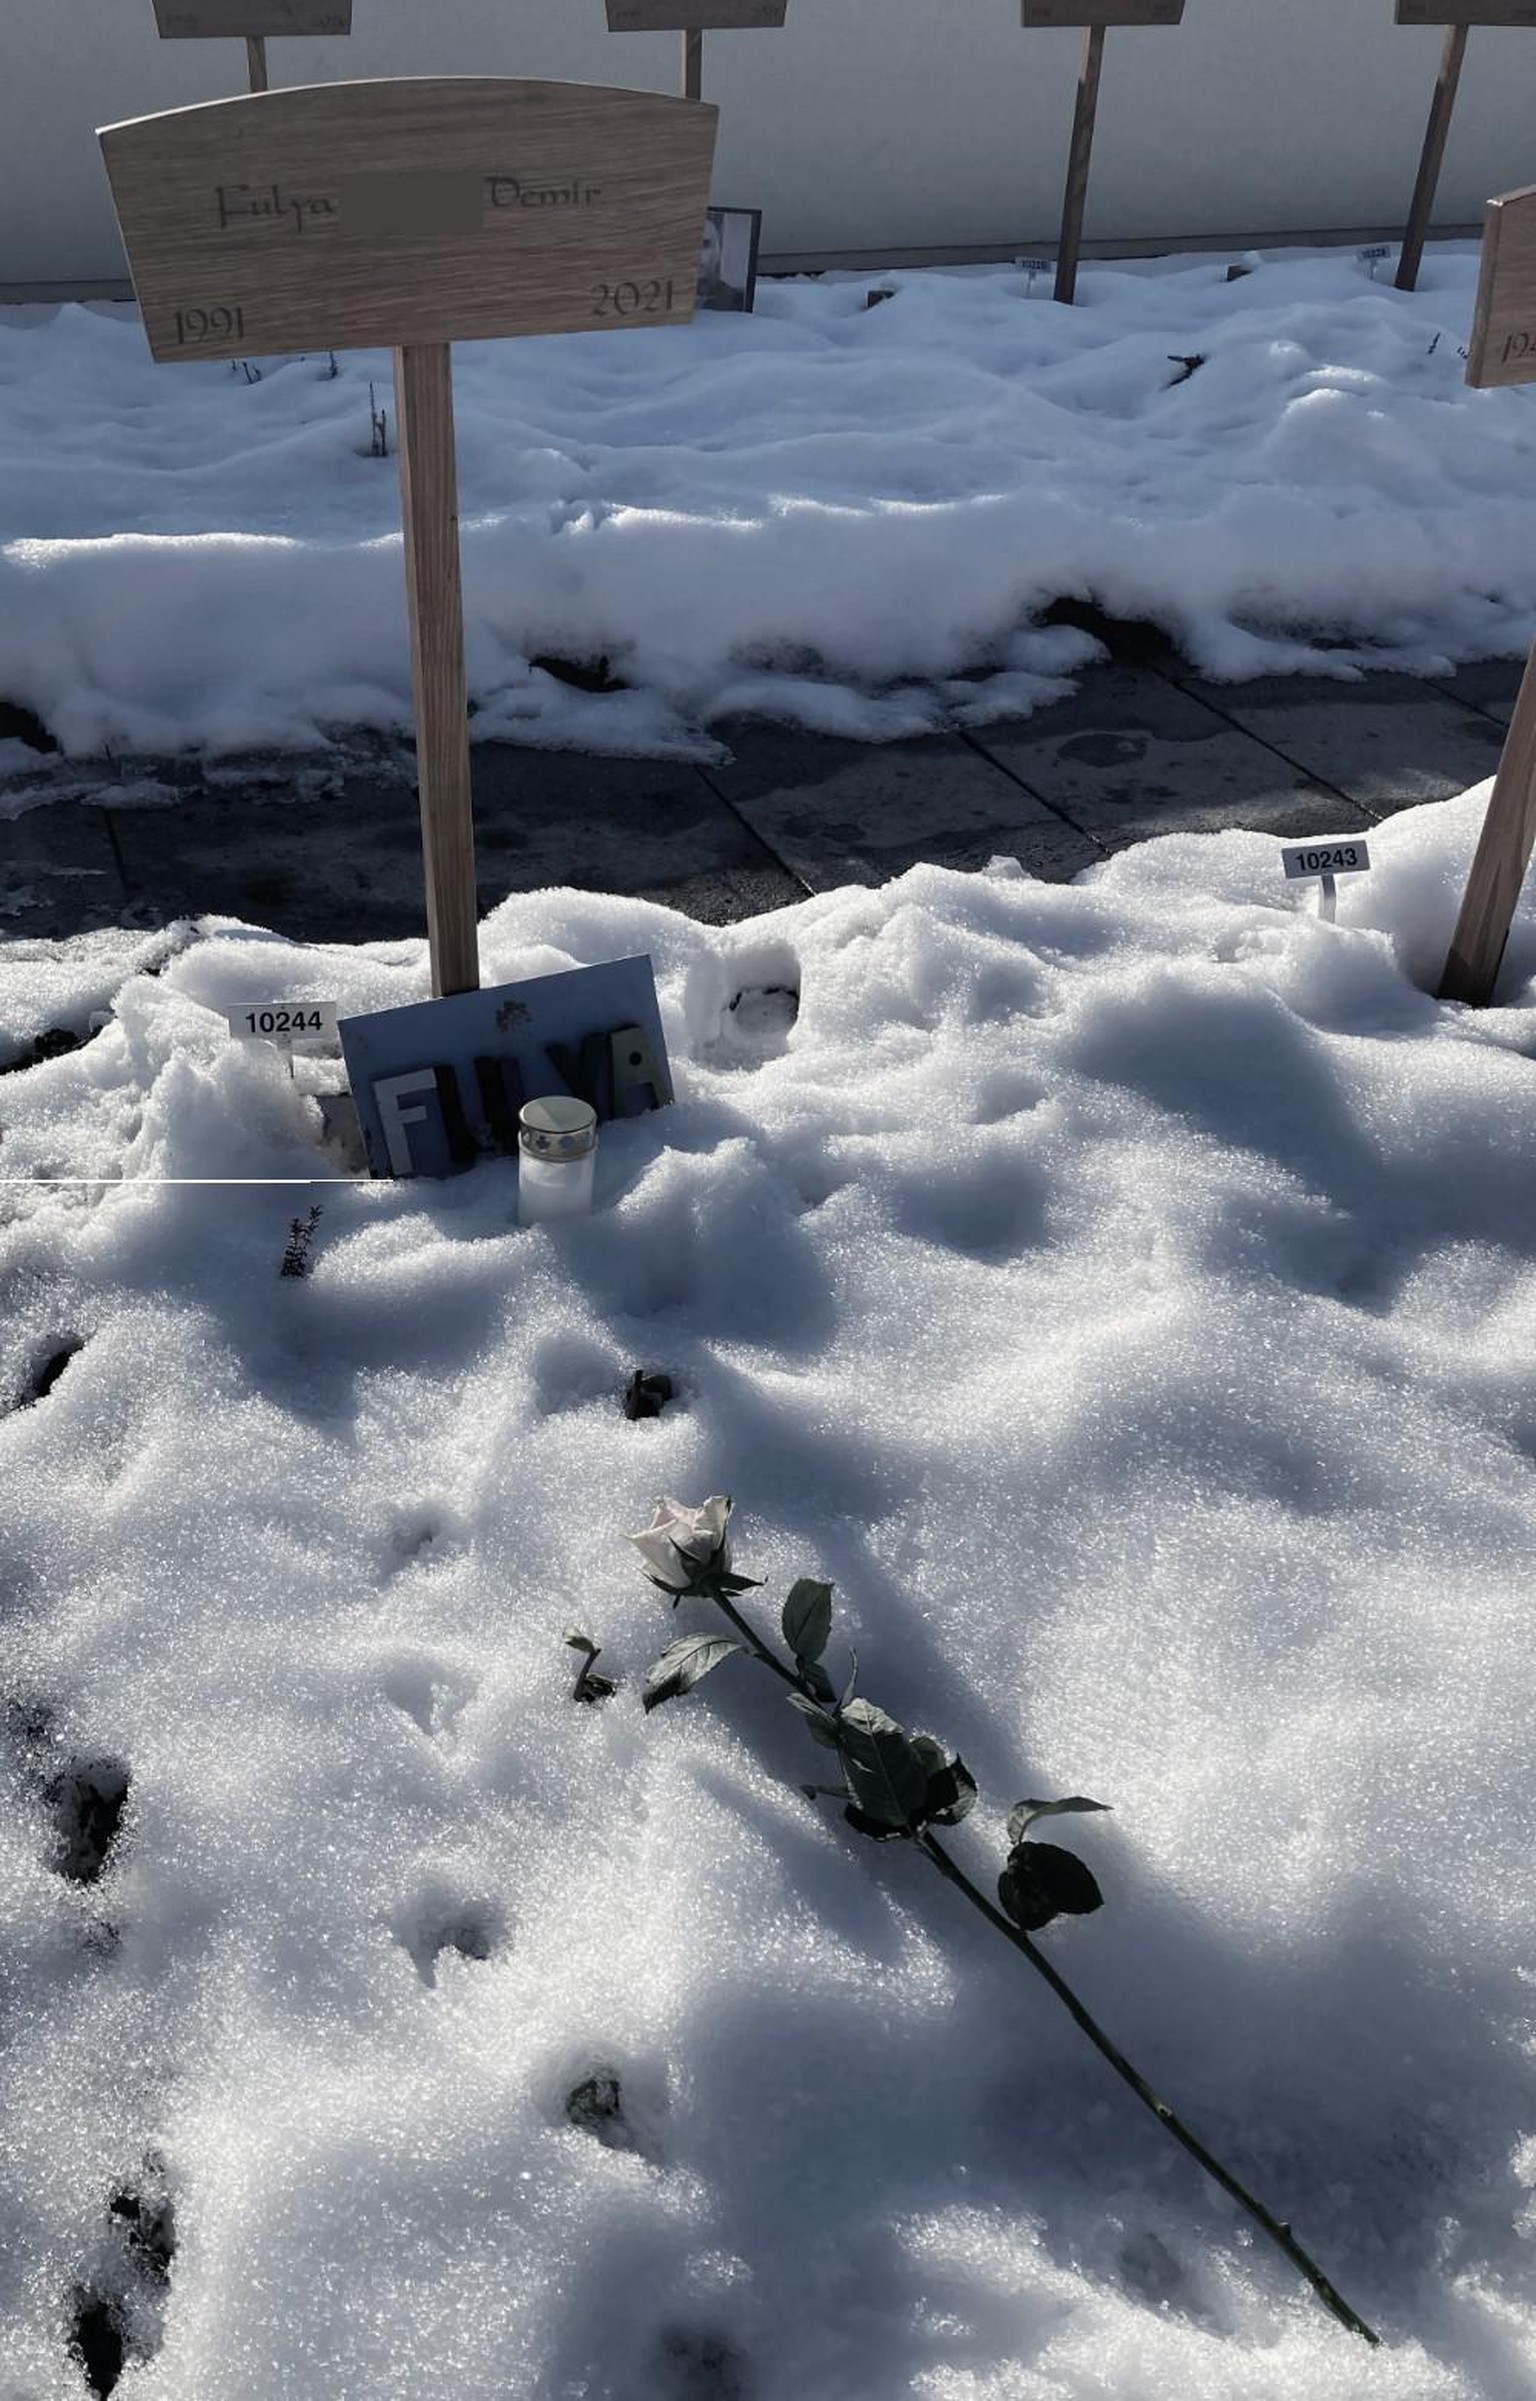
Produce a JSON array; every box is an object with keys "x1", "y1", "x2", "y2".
[{"x1": 519, "y1": 1094, "x2": 598, "y2": 1161}]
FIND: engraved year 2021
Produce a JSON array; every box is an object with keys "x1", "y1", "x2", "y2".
[{"x1": 590, "y1": 277, "x2": 676, "y2": 317}]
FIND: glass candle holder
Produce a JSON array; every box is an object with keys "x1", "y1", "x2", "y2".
[{"x1": 518, "y1": 1095, "x2": 598, "y2": 1225}]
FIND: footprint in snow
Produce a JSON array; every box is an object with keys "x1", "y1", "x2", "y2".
[
  {"x1": 689, "y1": 940, "x2": 801, "y2": 1067},
  {"x1": 379, "y1": 1654, "x2": 478, "y2": 1742},
  {"x1": 9, "y1": 1334, "x2": 85, "y2": 1413},
  {"x1": 69, "y1": 2159, "x2": 177, "y2": 2397},
  {"x1": 379, "y1": 1506, "x2": 465, "y2": 1582},
  {"x1": 394, "y1": 1879, "x2": 505, "y2": 1986},
  {"x1": 528, "y1": 1331, "x2": 625, "y2": 1419},
  {"x1": 548, "y1": 2052, "x2": 669, "y2": 2162},
  {"x1": 655, "y1": 2326, "x2": 751, "y2": 2399},
  {"x1": 50, "y1": 1755, "x2": 131, "y2": 1885}
]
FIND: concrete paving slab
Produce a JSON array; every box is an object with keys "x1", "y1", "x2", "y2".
[
  {"x1": 106, "y1": 763, "x2": 422, "y2": 943},
  {"x1": 469, "y1": 747, "x2": 803, "y2": 922},
  {"x1": 101, "y1": 745, "x2": 801, "y2": 940},
  {"x1": 1429, "y1": 659, "x2": 1524, "y2": 729},
  {"x1": 703, "y1": 724, "x2": 1101, "y2": 891},
  {"x1": 965, "y1": 666, "x2": 1370, "y2": 851},
  {"x1": 2, "y1": 661, "x2": 1528, "y2": 951},
  {"x1": 1, "y1": 801, "x2": 126, "y2": 939},
  {"x1": 1172, "y1": 671, "x2": 1508, "y2": 815}
]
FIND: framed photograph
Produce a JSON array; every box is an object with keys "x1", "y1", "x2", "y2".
[{"x1": 698, "y1": 205, "x2": 761, "y2": 313}]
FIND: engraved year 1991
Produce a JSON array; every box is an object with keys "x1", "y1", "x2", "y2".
[{"x1": 174, "y1": 304, "x2": 245, "y2": 345}]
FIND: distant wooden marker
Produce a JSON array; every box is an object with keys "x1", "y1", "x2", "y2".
[
  {"x1": 1394, "y1": 5, "x2": 1536, "y2": 293},
  {"x1": 100, "y1": 79, "x2": 717, "y2": 998},
  {"x1": 1438, "y1": 187, "x2": 1536, "y2": 1002},
  {"x1": 606, "y1": 0, "x2": 786, "y2": 103},
  {"x1": 151, "y1": 0, "x2": 353, "y2": 97},
  {"x1": 1021, "y1": 2, "x2": 1186, "y2": 308}
]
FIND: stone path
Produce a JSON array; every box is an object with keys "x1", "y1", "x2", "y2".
[{"x1": 1, "y1": 652, "x2": 1521, "y2": 945}]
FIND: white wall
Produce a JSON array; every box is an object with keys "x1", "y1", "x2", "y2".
[{"x1": 3, "y1": 0, "x2": 1535, "y2": 288}]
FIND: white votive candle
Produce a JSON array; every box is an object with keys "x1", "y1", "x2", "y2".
[{"x1": 518, "y1": 1095, "x2": 598, "y2": 1224}]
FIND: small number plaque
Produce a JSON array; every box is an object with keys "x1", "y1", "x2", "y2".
[
  {"x1": 224, "y1": 1000, "x2": 341, "y2": 1044},
  {"x1": 1281, "y1": 842, "x2": 1372, "y2": 880}
]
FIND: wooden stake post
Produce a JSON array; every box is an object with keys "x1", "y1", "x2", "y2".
[
  {"x1": 1394, "y1": 5, "x2": 1536, "y2": 293},
  {"x1": 99, "y1": 79, "x2": 717, "y2": 997},
  {"x1": 1439, "y1": 186, "x2": 1536, "y2": 1001},
  {"x1": 1021, "y1": 3, "x2": 1185, "y2": 307},
  {"x1": 151, "y1": 2, "x2": 353, "y2": 97},
  {"x1": 605, "y1": 0, "x2": 786, "y2": 103}
]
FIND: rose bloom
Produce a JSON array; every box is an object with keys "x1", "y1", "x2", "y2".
[{"x1": 626, "y1": 1496, "x2": 732, "y2": 1590}]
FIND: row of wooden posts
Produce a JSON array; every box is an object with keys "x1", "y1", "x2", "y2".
[
  {"x1": 109, "y1": 12, "x2": 1536, "y2": 1018},
  {"x1": 151, "y1": 1, "x2": 1536, "y2": 309}
]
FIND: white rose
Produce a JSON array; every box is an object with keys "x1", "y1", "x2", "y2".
[{"x1": 626, "y1": 1495, "x2": 733, "y2": 1589}]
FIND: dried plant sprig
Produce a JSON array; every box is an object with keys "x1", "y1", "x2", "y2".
[
  {"x1": 562, "y1": 1629, "x2": 617, "y2": 1705},
  {"x1": 278, "y1": 1204, "x2": 323, "y2": 1280},
  {"x1": 625, "y1": 1495, "x2": 1379, "y2": 2349}
]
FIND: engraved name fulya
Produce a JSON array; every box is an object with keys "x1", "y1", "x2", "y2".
[{"x1": 217, "y1": 183, "x2": 335, "y2": 236}]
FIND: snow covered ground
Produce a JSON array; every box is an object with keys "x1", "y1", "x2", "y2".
[
  {"x1": 3, "y1": 783, "x2": 1536, "y2": 2396},
  {"x1": 1, "y1": 244, "x2": 1533, "y2": 765}
]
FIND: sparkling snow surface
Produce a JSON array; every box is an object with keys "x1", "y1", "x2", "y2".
[
  {"x1": 3, "y1": 791, "x2": 1536, "y2": 2396},
  {"x1": 0, "y1": 246, "x2": 1531, "y2": 762}
]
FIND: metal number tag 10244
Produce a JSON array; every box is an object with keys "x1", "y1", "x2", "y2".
[
  {"x1": 223, "y1": 1000, "x2": 341, "y2": 1045},
  {"x1": 1281, "y1": 841, "x2": 1372, "y2": 881}
]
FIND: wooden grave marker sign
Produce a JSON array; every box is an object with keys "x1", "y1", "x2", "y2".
[
  {"x1": 1394, "y1": 5, "x2": 1536, "y2": 293},
  {"x1": 1023, "y1": 2, "x2": 1182, "y2": 17},
  {"x1": 99, "y1": 79, "x2": 717, "y2": 998},
  {"x1": 605, "y1": 0, "x2": 787, "y2": 104},
  {"x1": 151, "y1": 1, "x2": 354, "y2": 97},
  {"x1": 1021, "y1": 2, "x2": 1186, "y2": 307},
  {"x1": 1396, "y1": 1, "x2": 1536, "y2": 19},
  {"x1": 1439, "y1": 186, "x2": 1536, "y2": 1002}
]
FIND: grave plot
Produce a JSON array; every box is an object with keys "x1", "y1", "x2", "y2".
[{"x1": 3, "y1": 784, "x2": 1536, "y2": 2393}]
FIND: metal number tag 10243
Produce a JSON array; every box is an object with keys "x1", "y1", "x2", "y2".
[{"x1": 1281, "y1": 841, "x2": 1372, "y2": 881}]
